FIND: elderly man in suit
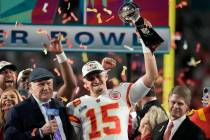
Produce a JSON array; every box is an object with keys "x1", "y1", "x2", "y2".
[
  {"x1": 4, "y1": 68, "x2": 78, "y2": 140},
  {"x1": 152, "y1": 85, "x2": 206, "y2": 140}
]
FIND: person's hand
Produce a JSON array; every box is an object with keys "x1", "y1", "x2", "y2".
[
  {"x1": 101, "y1": 57, "x2": 116, "y2": 70},
  {"x1": 43, "y1": 34, "x2": 64, "y2": 54},
  {"x1": 143, "y1": 18, "x2": 152, "y2": 28},
  {"x1": 41, "y1": 119, "x2": 58, "y2": 135},
  {"x1": 139, "y1": 123, "x2": 152, "y2": 139}
]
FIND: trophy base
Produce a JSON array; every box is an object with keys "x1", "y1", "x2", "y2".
[{"x1": 135, "y1": 17, "x2": 164, "y2": 52}]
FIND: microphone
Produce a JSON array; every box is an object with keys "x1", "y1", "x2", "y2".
[
  {"x1": 46, "y1": 108, "x2": 59, "y2": 120},
  {"x1": 46, "y1": 108, "x2": 59, "y2": 140}
]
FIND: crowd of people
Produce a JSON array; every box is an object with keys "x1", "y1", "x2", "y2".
[{"x1": 0, "y1": 23, "x2": 210, "y2": 140}]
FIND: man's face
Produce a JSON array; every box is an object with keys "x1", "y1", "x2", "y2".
[
  {"x1": 0, "y1": 68, "x2": 17, "y2": 90},
  {"x1": 168, "y1": 94, "x2": 189, "y2": 120},
  {"x1": 18, "y1": 76, "x2": 30, "y2": 90},
  {"x1": 30, "y1": 79, "x2": 53, "y2": 102},
  {"x1": 83, "y1": 71, "x2": 108, "y2": 95}
]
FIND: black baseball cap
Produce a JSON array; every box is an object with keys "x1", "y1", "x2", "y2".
[{"x1": 29, "y1": 68, "x2": 55, "y2": 82}]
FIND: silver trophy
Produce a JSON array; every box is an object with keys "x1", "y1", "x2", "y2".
[{"x1": 118, "y1": 2, "x2": 164, "y2": 52}]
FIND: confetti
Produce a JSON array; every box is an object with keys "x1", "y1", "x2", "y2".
[
  {"x1": 59, "y1": 96, "x2": 68, "y2": 102},
  {"x1": 36, "y1": 29, "x2": 51, "y2": 40},
  {"x1": 82, "y1": 53, "x2": 88, "y2": 63},
  {"x1": 187, "y1": 57, "x2": 201, "y2": 67},
  {"x1": 80, "y1": 43, "x2": 87, "y2": 49},
  {"x1": 121, "y1": 66, "x2": 127, "y2": 82},
  {"x1": 123, "y1": 45, "x2": 134, "y2": 51},
  {"x1": 54, "y1": 68, "x2": 61, "y2": 76},
  {"x1": 176, "y1": 1, "x2": 188, "y2": 9},
  {"x1": 183, "y1": 40, "x2": 188, "y2": 50},
  {"x1": 103, "y1": 8, "x2": 112, "y2": 15},
  {"x1": 43, "y1": 48, "x2": 48, "y2": 55},
  {"x1": 15, "y1": 21, "x2": 23, "y2": 27},
  {"x1": 58, "y1": 7, "x2": 62, "y2": 15},
  {"x1": 3, "y1": 31, "x2": 9, "y2": 39},
  {"x1": 175, "y1": 32, "x2": 182, "y2": 41},
  {"x1": 105, "y1": 15, "x2": 115, "y2": 23},
  {"x1": 0, "y1": 41, "x2": 5, "y2": 48},
  {"x1": 66, "y1": 39, "x2": 73, "y2": 48},
  {"x1": 96, "y1": 13, "x2": 102, "y2": 24},
  {"x1": 58, "y1": 33, "x2": 65, "y2": 41},
  {"x1": 186, "y1": 79, "x2": 195, "y2": 86},
  {"x1": 121, "y1": 66, "x2": 127, "y2": 75},
  {"x1": 67, "y1": 2, "x2": 71, "y2": 10},
  {"x1": 62, "y1": 16, "x2": 71, "y2": 24},
  {"x1": 42, "y1": 3, "x2": 48, "y2": 13},
  {"x1": 74, "y1": 86, "x2": 80, "y2": 95},
  {"x1": 62, "y1": 13, "x2": 67, "y2": 19},
  {"x1": 53, "y1": 58, "x2": 57, "y2": 62},
  {"x1": 195, "y1": 42, "x2": 201, "y2": 53},
  {"x1": 87, "y1": 8, "x2": 98, "y2": 13},
  {"x1": 32, "y1": 64, "x2": 37, "y2": 69},
  {"x1": 70, "y1": 12, "x2": 78, "y2": 21}
]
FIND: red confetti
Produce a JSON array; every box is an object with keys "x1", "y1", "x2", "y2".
[
  {"x1": 176, "y1": 0, "x2": 188, "y2": 9},
  {"x1": 105, "y1": 16, "x2": 115, "y2": 23},
  {"x1": 62, "y1": 13, "x2": 67, "y2": 19},
  {"x1": 66, "y1": 39, "x2": 73, "y2": 48},
  {"x1": 62, "y1": 16, "x2": 71, "y2": 24},
  {"x1": 70, "y1": 12, "x2": 78, "y2": 21},
  {"x1": 32, "y1": 64, "x2": 37, "y2": 69},
  {"x1": 195, "y1": 42, "x2": 201, "y2": 53}
]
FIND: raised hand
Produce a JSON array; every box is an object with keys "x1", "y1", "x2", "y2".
[
  {"x1": 101, "y1": 57, "x2": 116, "y2": 70},
  {"x1": 43, "y1": 34, "x2": 64, "y2": 54}
]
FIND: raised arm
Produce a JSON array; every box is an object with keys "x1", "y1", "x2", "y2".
[
  {"x1": 44, "y1": 38, "x2": 77, "y2": 101},
  {"x1": 129, "y1": 19, "x2": 159, "y2": 103}
]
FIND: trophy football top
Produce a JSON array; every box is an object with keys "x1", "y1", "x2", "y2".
[{"x1": 118, "y1": 2, "x2": 141, "y2": 23}]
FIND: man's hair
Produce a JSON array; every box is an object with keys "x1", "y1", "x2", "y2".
[
  {"x1": 169, "y1": 85, "x2": 192, "y2": 106},
  {"x1": 145, "y1": 86, "x2": 156, "y2": 97}
]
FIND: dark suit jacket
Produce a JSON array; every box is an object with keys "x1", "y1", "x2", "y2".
[
  {"x1": 4, "y1": 96, "x2": 78, "y2": 140},
  {"x1": 152, "y1": 117, "x2": 206, "y2": 140}
]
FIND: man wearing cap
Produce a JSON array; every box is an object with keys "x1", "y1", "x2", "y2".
[
  {"x1": 4, "y1": 68, "x2": 78, "y2": 140},
  {"x1": 17, "y1": 68, "x2": 33, "y2": 98},
  {"x1": 0, "y1": 61, "x2": 17, "y2": 95},
  {"x1": 67, "y1": 36, "x2": 159, "y2": 139}
]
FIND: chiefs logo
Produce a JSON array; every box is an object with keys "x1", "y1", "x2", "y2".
[{"x1": 109, "y1": 91, "x2": 121, "y2": 100}]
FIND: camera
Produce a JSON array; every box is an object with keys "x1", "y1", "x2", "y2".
[
  {"x1": 202, "y1": 87, "x2": 210, "y2": 107},
  {"x1": 203, "y1": 87, "x2": 210, "y2": 94}
]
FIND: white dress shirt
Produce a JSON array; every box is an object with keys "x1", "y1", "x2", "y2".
[
  {"x1": 168, "y1": 115, "x2": 186, "y2": 140},
  {"x1": 32, "y1": 95, "x2": 66, "y2": 140}
]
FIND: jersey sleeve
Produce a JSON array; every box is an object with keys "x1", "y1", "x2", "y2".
[
  {"x1": 66, "y1": 99, "x2": 82, "y2": 137},
  {"x1": 129, "y1": 78, "x2": 151, "y2": 104}
]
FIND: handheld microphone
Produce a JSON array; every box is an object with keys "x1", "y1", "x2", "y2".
[{"x1": 46, "y1": 109, "x2": 59, "y2": 120}]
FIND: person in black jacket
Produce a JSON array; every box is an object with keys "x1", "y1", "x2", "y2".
[
  {"x1": 4, "y1": 68, "x2": 78, "y2": 140},
  {"x1": 152, "y1": 85, "x2": 206, "y2": 140},
  {"x1": 129, "y1": 86, "x2": 168, "y2": 140}
]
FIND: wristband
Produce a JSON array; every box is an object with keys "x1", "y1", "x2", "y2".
[
  {"x1": 139, "y1": 39, "x2": 151, "y2": 53},
  {"x1": 56, "y1": 52, "x2": 67, "y2": 63}
]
